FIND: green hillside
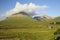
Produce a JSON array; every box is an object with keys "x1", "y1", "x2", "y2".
[
  {"x1": 0, "y1": 12, "x2": 58, "y2": 40},
  {"x1": 0, "y1": 12, "x2": 50, "y2": 29},
  {"x1": 54, "y1": 16, "x2": 60, "y2": 22},
  {"x1": 53, "y1": 17, "x2": 60, "y2": 29}
]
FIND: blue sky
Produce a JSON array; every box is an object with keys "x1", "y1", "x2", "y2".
[{"x1": 0, "y1": 0, "x2": 60, "y2": 17}]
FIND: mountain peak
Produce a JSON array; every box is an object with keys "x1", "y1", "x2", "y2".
[{"x1": 13, "y1": 12, "x2": 29, "y2": 16}]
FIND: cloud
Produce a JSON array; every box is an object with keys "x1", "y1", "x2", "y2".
[
  {"x1": 5, "y1": 2, "x2": 48, "y2": 17},
  {"x1": 0, "y1": 14, "x2": 6, "y2": 20},
  {"x1": 15, "y1": 2, "x2": 48, "y2": 13},
  {"x1": 0, "y1": 2, "x2": 48, "y2": 20}
]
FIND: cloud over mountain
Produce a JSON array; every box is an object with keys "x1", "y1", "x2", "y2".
[{"x1": 0, "y1": 2, "x2": 48, "y2": 20}]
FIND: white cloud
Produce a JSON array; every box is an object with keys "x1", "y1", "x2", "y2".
[
  {"x1": 0, "y1": 14, "x2": 6, "y2": 20},
  {"x1": 0, "y1": 2, "x2": 48, "y2": 20}
]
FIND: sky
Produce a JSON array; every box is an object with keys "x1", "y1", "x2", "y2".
[{"x1": 0, "y1": 0, "x2": 60, "y2": 20}]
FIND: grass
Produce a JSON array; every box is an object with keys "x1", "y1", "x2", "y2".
[
  {"x1": 0, "y1": 29, "x2": 54, "y2": 40},
  {"x1": 0, "y1": 14, "x2": 60, "y2": 40}
]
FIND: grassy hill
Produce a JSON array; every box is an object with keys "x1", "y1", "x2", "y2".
[
  {"x1": 53, "y1": 17, "x2": 60, "y2": 29},
  {"x1": 0, "y1": 12, "x2": 59, "y2": 40},
  {"x1": 0, "y1": 12, "x2": 50, "y2": 29},
  {"x1": 53, "y1": 16, "x2": 60, "y2": 22}
]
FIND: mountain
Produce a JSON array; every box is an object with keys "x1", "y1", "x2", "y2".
[
  {"x1": 0, "y1": 1, "x2": 53, "y2": 29},
  {"x1": 33, "y1": 14, "x2": 52, "y2": 21},
  {"x1": 1, "y1": 2, "x2": 52, "y2": 22},
  {"x1": 0, "y1": 1, "x2": 52, "y2": 29},
  {"x1": 0, "y1": 12, "x2": 41, "y2": 29},
  {"x1": 0, "y1": 11, "x2": 52, "y2": 29}
]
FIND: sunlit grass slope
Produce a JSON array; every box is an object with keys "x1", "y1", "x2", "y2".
[
  {"x1": 0, "y1": 13, "x2": 50, "y2": 29},
  {"x1": 0, "y1": 12, "x2": 55, "y2": 40}
]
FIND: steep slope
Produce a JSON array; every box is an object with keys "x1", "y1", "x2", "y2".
[{"x1": 0, "y1": 12, "x2": 48, "y2": 29}]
